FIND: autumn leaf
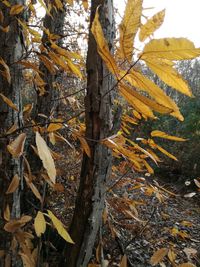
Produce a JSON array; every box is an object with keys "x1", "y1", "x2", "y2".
[
  {"x1": 82, "y1": 0, "x2": 88, "y2": 11},
  {"x1": 24, "y1": 175, "x2": 43, "y2": 203},
  {"x1": 66, "y1": 0, "x2": 73, "y2": 5},
  {"x1": 120, "y1": 255, "x2": 127, "y2": 267},
  {"x1": 178, "y1": 263, "x2": 197, "y2": 267},
  {"x1": 142, "y1": 38, "x2": 200, "y2": 60},
  {"x1": 119, "y1": 0, "x2": 142, "y2": 61},
  {"x1": 144, "y1": 58, "x2": 193, "y2": 96},
  {"x1": 155, "y1": 144, "x2": 178, "y2": 161},
  {"x1": 3, "y1": 204, "x2": 10, "y2": 221},
  {"x1": 35, "y1": 132, "x2": 56, "y2": 183},
  {"x1": 38, "y1": 55, "x2": 57, "y2": 74},
  {"x1": 54, "y1": 0, "x2": 64, "y2": 11},
  {"x1": 124, "y1": 70, "x2": 183, "y2": 120},
  {"x1": 0, "y1": 93, "x2": 18, "y2": 111},
  {"x1": 120, "y1": 84, "x2": 156, "y2": 119},
  {"x1": 4, "y1": 215, "x2": 32, "y2": 233},
  {"x1": 151, "y1": 130, "x2": 187, "y2": 141},
  {"x1": 6, "y1": 174, "x2": 20, "y2": 194},
  {"x1": 7, "y1": 133, "x2": 26, "y2": 158},
  {"x1": 34, "y1": 211, "x2": 46, "y2": 237},
  {"x1": 77, "y1": 135, "x2": 91, "y2": 158},
  {"x1": 10, "y1": 4, "x2": 24, "y2": 15},
  {"x1": 91, "y1": 8, "x2": 119, "y2": 78},
  {"x1": 150, "y1": 248, "x2": 168, "y2": 266},
  {"x1": 0, "y1": 58, "x2": 11, "y2": 83},
  {"x1": 119, "y1": 83, "x2": 172, "y2": 116},
  {"x1": 47, "y1": 210, "x2": 74, "y2": 244},
  {"x1": 47, "y1": 122, "x2": 63, "y2": 132},
  {"x1": 139, "y1": 9, "x2": 165, "y2": 42},
  {"x1": 6, "y1": 122, "x2": 18, "y2": 135}
]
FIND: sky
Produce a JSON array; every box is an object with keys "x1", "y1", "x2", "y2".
[{"x1": 114, "y1": 0, "x2": 200, "y2": 47}]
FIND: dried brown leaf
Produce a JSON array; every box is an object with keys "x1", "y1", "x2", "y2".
[{"x1": 7, "y1": 133, "x2": 26, "y2": 158}]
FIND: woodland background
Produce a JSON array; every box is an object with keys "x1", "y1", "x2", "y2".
[{"x1": 0, "y1": 0, "x2": 200, "y2": 267}]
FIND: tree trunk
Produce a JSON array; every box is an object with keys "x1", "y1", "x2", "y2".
[
  {"x1": 36, "y1": 3, "x2": 65, "y2": 121},
  {"x1": 0, "y1": 1, "x2": 26, "y2": 266},
  {"x1": 64, "y1": 0, "x2": 115, "y2": 266}
]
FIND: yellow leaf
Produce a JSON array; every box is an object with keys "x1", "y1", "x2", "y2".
[
  {"x1": 120, "y1": 85, "x2": 156, "y2": 119},
  {"x1": 35, "y1": 132, "x2": 56, "y2": 183},
  {"x1": 47, "y1": 210, "x2": 74, "y2": 244},
  {"x1": 34, "y1": 211, "x2": 46, "y2": 237},
  {"x1": 24, "y1": 175, "x2": 43, "y2": 203},
  {"x1": 91, "y1": 8, "x2": 119, "y2": 78},
  {"x1": 6, "y1": 174, "x2": 20, "y2": 194},
  {"x1": 145, "y1": 58, "x2": 192, "y2": 96},
  {"x1": 142, "y1": 38, "x2": 200, "y2": 60},
  {"x1": 178, "y1": 263, "x2": 197, "y2": 267},
  {"x1": 7, "y1": 133, "x2": 26, "y2": 158},
  {"x1": 119, "y1": 0, "x2": 142, "y2": 61},
  {"x1": 156, "y1": 144, "x2": 178, "y2": 161},
  {"x1": 82, "y1": 0, "x2": 88, "y2": 11},
  {"x1": 66, "y1": 0, "x2": 73, "y2": 5},
  {"x1": 2, "y1": 0, "x2": 11, "y2": 7},
  {"x1": 0, "y1": 93, "x2": 18, "y2": 111},
  {"x1": 10, "y1": 4, "x2": 24, "y2": 15},
  {"x1": 120, "y1": 255, "x2": 127, "y2": 267},
  {"x1": 151, "y1": 130, "x2": 187, "y2": 141},
  {"x1": 4, "y1": 204, "x2": 10, "y2": 221},
  {"x1": 143, "y1": 160, "x2": 154, "y2": 174},
  {"x1": 66, "y1": 58, "x2": 82, "y2": 79},
  {"x1": 77, "y1": 135, "x2": 91, "y2": 158},
  {"x1": 124, "y1": 70, "x2": 183, "y2": 121},
  {"x1": 150, "y1": 248, "x2": 168, "y2": 266},
  {"x1": 39, "y1": 55, "x2": 56, "y2": 74},
  {"x1": 139, "y1": 9, "x2": 165, "y2": 42},
  {"x1": 47, "y1": 123, "x2": 63, "y2": 132},
  {"x1": 54, "y1": 0, "x2": 64, "y2": 11},
  {"x1": 120, "y1": 83, "x2": 172, "y2": 115},
  {"x1": 48, "y1": 51, "x2": 69, "y2": 72},
  {"x1": 168, "y1": 249, "x2": 176, "y2": 263}
]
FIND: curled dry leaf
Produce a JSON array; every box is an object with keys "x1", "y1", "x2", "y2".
[
  {"x1": 150, "y1": 248, "x2": 168, "y2": 266},
  {"x1": 7, "y1": 133, "x2": 26, "y2": 158},
  {"x1": 35, "y1": 132, "x2": 56, "y2": 183},
  {"x1": 3, "y1": 204, "x2": 10, "y2": 221},
  {"x1": 6, "y1": 174, "x2": 20, "y2": 194},
  {"x1": 4, "y1": 215, "x2": 32, "y2": 233}
]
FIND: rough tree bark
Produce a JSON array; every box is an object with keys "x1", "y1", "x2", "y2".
[
  {"x1": 0, "y1": 1, "x2": 26, "y2": 266},
  {"x1": 64, "y1": 0, "x2": 115, "y2": 266},
  {"x1": 36, "y1": 1, "x2": 65, "y2": 120}
]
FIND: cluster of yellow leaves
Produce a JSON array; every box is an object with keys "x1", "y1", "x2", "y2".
[
  {"x1": 90, "y1": 0, "x2": 200, "y2": 168},
  {"x1": 150, "y1": 247, "x2": 196, "y2": 267},
  {"x1": 91, "y1": 0, "x2": 200, "y2": 122},
  {"x1": 34, "y1": 210, "x2": 74, "y2": 243}
]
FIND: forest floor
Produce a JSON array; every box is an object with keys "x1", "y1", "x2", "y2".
[
  {"x1": 106, "y1": 176, "x2": 200, "y2": 267},
  {"x1": 49, "y1": 150, "x2": 200, "y2": 267}
]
